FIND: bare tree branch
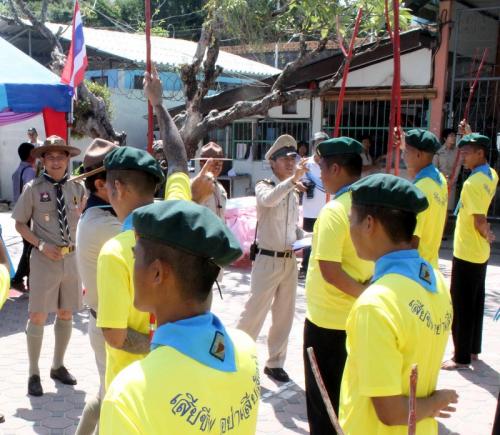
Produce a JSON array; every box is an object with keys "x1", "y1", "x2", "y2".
[
  {"x1": 40, "y1": 0, "x2": 49, "y2": 23},
  {"x1": 6, "y1": 0, "x2": 26, "y2": 28}
]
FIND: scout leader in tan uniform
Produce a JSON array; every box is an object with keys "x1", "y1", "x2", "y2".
[
  {"x1": 12, "y1": 136, "x2": 86, "y2": 397},
  {"x1": 238, "y1": 134, "x2": 307, "y2": 383}
]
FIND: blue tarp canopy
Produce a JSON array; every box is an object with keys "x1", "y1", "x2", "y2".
[{"x1": 0, "y1": 36, "x2": 72, "y2": 113}]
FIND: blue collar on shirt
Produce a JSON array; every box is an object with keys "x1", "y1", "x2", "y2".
[
  {"x1": 122, "y1": 213, "x2": 133, "y2": 232},
  {"x1": 471, "y1": 163, "x2": 493, "y2": 180},
  {"x1": 151, "y1": 312, "x2": 236, "y2": 372},
  {"x1": 414, "y1": 164, "x2": 443, "y2": 186},
  {"x1": 372, "y1": 249, "x2": 437, "y2": 293},
  {"x1": 334, "y1": 183, "x2": 352, "y2": 199}
]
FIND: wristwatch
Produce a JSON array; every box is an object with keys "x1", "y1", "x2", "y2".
[{"x1": 38, "y1": 240, "x2": 46, "y2": 252}]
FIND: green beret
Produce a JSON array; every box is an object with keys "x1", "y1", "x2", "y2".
[
  {"x1": 316, "y1": 137, "x2": 363, "y2": 157},
  {"x1": 104, "y1": 146, "x2": 165, "y2": 184},
  {"x1": 405, "y1": 129, "x2": 441, "y2": 153},
  {"x1": 132, "y1": 200, "x2": 242, "y2": 267},
  {"x1": 351, "y1": 174, "x2": 428, "y2": 213},
  {"x1": 457, "y1": 133, "x2": 490, "y2": 149}
]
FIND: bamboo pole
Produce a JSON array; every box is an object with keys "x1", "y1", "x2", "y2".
[
  {"x1": 307, "y1": 347, "x2": 345, "y2": 435},
  {"x1": 408, "y1": 364, "x2": 418, "y2": 435}
]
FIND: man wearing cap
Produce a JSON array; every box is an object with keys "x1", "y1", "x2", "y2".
[
  {"x1": 74, "y1": 139, "x2": 122, "y2": 435},
  {"x1": 193, "y1": 142, "x2": 228, "y2": 220},
  {"x1": 339, "y1": 174, "x2": 458, "y2": 434},
  {"x1": 442, "y1": 134, "x2": 498, "y2": 370},
  {"x1": 96, "y1": 69, "x2": 192, "y2": 391},
  {"x1": 27, "y1": 127, "x2": 43, "y2": 147},
  {"x1": 303, "y1": 137, "x2": 374, "y2": 432},
  {"x1": 237, "y1": 134, "x2": 307, "y2": 383},
  {"x1": 299, "y1": 131, "x2": 329, "y2": 280},
  {"x1": 402, "y1": 129, "x2": 448, "y2": 268},
  {"x1": 12, "y1": 135, "x2": 85, "y2": 396},
  {"x1": 100, "y1": 200, "x2": 259, "y2": 434}
]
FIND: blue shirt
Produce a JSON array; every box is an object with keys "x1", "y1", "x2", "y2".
[{"x1": 12, "y1": 162, "x2": 35, "y2": 202}]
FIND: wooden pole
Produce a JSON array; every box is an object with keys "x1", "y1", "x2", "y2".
[
  {"x1": 145, "y1": 0, "x2": 154, "y2": 155},
  {"x1": 307, "y1": 347, "x2": 345, "y2": 435},
  {"x1": 408, "y1": 364, "x2": 418, "y2": 435}
]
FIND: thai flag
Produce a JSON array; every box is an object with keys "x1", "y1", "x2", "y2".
[{"x1": 61, "y1": 0, "x2": 88, "y2": 90}]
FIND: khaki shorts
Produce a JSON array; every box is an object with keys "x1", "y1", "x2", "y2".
[{"x1": 28, "y1": 248, "x2": 82, "y2": 313}]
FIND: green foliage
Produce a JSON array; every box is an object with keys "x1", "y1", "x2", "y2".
[{"x1": 72, "y1": 80, "x2": 112, "y2": 139}]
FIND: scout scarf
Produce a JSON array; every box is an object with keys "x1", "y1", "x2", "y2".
[
  {"x1": 42, "y1": 172, "x2": 72, "y2": 245},
  {"x1": 372, "y1": 249, "x2": 437, "y2": 293},
  {"x1": 413, "y1": 163, "x2": 443, "y2": 186},
  {"x1": 454, "y1": 163, "x2": 493, "y2": 216},
  {"x1": 151, "y1": 312, "x2": 236, "y2": 372},
  {"x1": 82, "y1": 194, "x2": 116, "y2": 216},
  {"x1": 334, "y1": 183, "x2": 353, "y2": 199},
  {"x1": 122, "y1": 213, "x2": 133, "y2": 231}
]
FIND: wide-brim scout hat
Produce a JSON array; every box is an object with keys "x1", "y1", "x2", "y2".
[
  {"x1": 32, "y1": 135, "x2": 81, "y2": 159},
  {"x1": 404, "y1": 129, "x2": 441, "y2": 153},
  {"x1": 457, "y1": 133, "x2": 490, "y2": 149},
  {"x1": 265, "y1": 134, "x2": 298, "y2": 161},
  {"x1": 311, "y1": 131, "x2": 329, "y2": 142},
  {"x1": 316, "y1": 137, "x2": 363, "y2": 157},
  {"x1": 133, "y1": 200, "x2": 242, "y2": 267},
  {"x1": 71, "y1": 139, "x2": 119, "y2": 182},
  {"x1": 192, "y1": 141, "x2": 232, "y2": 161},
  {"x1": 351, "y1": 173, "x2": 429, "y2": 213},
  {"x1": 104, "y1": 146, "x2": 166, "y2": 184}
]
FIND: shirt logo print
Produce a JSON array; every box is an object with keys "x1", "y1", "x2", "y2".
[
  {"x1": 209, "y1": 331, "x2": 225, "y2": 361},
  {"x1": 419, "y1": 263, "x2": 432, "y2": 285},
  {"x1": 40, "y1": 192, "x2": 51, "y2": 202}
]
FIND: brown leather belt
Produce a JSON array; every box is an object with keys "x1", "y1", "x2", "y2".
[{"x1": 257, "y1": 248, "x2": 293, "y2": 258}]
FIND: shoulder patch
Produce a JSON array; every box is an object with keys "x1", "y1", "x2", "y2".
[
  {"x1": 257, "y1": 179, "x2": 275, "y2": 186},
  {"x1": 209, "y1": 331, "x2": 226, "y2": 361},
  {"x1": 419, "y1": 262, "x2": 432, "y2": 285}
]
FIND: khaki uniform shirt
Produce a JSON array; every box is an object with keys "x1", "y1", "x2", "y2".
[
  {"x1": 255, "y1": 176, "x2": 303, "y2": 251},
  {"x1": 433, "y1": 145, "x2": 460, "y2": 181},
  {"x1": 12, "y1": 175, "x2": 86, "y2": 246},
  {"x1": 200, "y1": 180, "x2": 227, "y2": 220}
]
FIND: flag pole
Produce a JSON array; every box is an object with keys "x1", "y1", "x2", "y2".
[{"x1": 145, "y1": 0, "x2": 154, "y2": 155}]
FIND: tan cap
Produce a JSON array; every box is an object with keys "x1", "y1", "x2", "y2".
[
  {"x1": 265, "y1": 134, "x2": 297, "y2": 161},
  {"x1": 32, "y1": 135, "x2": 81, "y2": 159},
  {"x1": 71, "y1": 139, "x2": 119, "y2": 181},
  {"x1": 200, "y1": 142, "x2": 224, "y2": 158}
]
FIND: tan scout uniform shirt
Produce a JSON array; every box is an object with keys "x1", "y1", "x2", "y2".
[
  {"x1": 255, "y1": 177, "x2": 303, "y2": 251},
  {"x1": 200, "y1": 181, "x2": 227, "y2": 220},
  {"x1": 12, "y1": 176, "x2": 85, "y2": 245}
]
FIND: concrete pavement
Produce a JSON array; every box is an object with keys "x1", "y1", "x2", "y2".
[{"x1": 0, "y1": 211, "x2": 499, "y2": 434}]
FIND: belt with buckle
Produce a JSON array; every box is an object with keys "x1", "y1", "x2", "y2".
[
  {"x1": 60, "y1": 245, "x2": 76, "y2": 256},
  {"x1": 257, "y1": 248, "x2": 293, "y2": 258}
]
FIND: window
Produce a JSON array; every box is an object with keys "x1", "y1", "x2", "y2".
[
  {"x1": 133, "y1": 75, "x2": 144, "y2": 90},
  {"x1": 282, "y1": 100, "x2": 297, "y2": 115}
]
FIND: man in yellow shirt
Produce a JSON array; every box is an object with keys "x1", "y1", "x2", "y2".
[
  {"x1": 100, "y1": 200, "x2": 259, "y2": 434},
  {"x1": 339, "y1": 174, "x2": 458, "y2": 434},
  {"x1": 442, "y1": 133, "x2": 498, "y2": 370},
  {"x1": 402, "y1": 128, "x2": 448, "y2": 268},
  {"x1": 304, "y1": 137, "x2": 374, "y2": 433},
  {"x1": 96, "y1": 69, "x2": 192, "y2": 389}
]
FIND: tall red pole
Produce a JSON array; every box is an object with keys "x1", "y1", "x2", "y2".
[
  {"x1": 392, "y1": 0, "x2": 402, "y2": 176},
  {"x1": 145, "y1": 0, "x2": 154, "y2": 155},
  {"x1": 333, "y1": 8, "x2": 363, "y2": 138}
]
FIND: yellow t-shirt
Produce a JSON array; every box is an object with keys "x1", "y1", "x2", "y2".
[
  {"x1": 305, "y1": 193, "x2": 374, "y2": 330},
  {"x1": 97, "y1": 172, "x2": 192, "y2": 389},
  {"x1": 454, "y1": 167, "x2": 498, "y2": 263},
  {"x1": 0, "y1": 264, "x2": 9, "y2": 310},
  {"x1": 339, "y1": 271, "x2": 452, "y2": 435},
  {"x1": 100, "y1": 329, "x2": 259, "y2": 435},
  {"x1": 414, "y1": 172, "x2": 448, "y2": 268}
]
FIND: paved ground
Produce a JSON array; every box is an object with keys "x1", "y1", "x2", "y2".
[{"x1": 0, "y1": 211, "x2": 499, "y2": 434}]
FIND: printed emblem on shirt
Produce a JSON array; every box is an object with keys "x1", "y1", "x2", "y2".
[
  {"x1": 209, "y1": 331, "x2": 225, "y2": 361},
  {"x1": 40, "y1": 192, "x2": 51, "y2": 202},
  {"x1": 419, "y1": 263, "x2": 432, "y2": 285}
]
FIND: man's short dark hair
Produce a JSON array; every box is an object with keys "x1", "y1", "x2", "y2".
[
  {"x1": 84, "y1": 172, "x2": 107, "y2": 194},
  {"x1": 18, "y1": 142, "x2": 34, "y2": 161},
  {"x1": 323, "y1": 153, "x2": 362, "y2": 177},
  {"x1": 140, "y1": 238, "x2": 220, "y2": 302},
  {"x1": 106, "y1": 169, "x2": 157, "y2": 196},
  {"x1": 353, "y1": 203, "x2": 417, "y2": 244},
  {"x1": 442, "y1": 129, "x2": 455, "y2": 141}
]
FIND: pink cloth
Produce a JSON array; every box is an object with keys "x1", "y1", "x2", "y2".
[{"x1": 0, "y1": 109, "x2": 38, "y2": 126}]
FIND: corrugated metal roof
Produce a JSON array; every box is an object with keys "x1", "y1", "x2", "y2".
[{"x1": 45, "y1": 23, "x2": 281, "y2": 78}]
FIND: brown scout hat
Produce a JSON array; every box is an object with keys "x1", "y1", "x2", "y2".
[
  {"x1": 193, "y1": 142, "x2": 232, "y2": 161},
  {"x1": 32, "y1": 135, "x2": 81, "y2": 159},
  {"x1": 71, "y1": 139, "x2": 119, "y2": 182}
]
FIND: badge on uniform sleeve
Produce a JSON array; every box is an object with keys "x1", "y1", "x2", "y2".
[
  {"x1": 419, "y1": 263, "x2": 432, "y2": 285},
  {"x1": 40, "y1": 192, "x2": 51, "y2": 202},
  {"x1": 209, "y1": 331, "x2": 226, "y2": 361}
]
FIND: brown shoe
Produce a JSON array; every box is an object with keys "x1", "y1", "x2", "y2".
[
  {"x1": 28, "y1": 375, "x2": 43, "y2": 396},
  {"x1": 50, "y1": 366, "x2": 77, "y2": 385}
]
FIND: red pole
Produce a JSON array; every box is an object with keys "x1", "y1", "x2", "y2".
[
  {"x1": 333, "y1": 8, "x2": 363, "y2": 138},
  {"x1": 392, "y1": 0, "x2": 402, "y2": 176},
  {"x1": 145, "y1": 0, "x2": 154, "y2": 155}
]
